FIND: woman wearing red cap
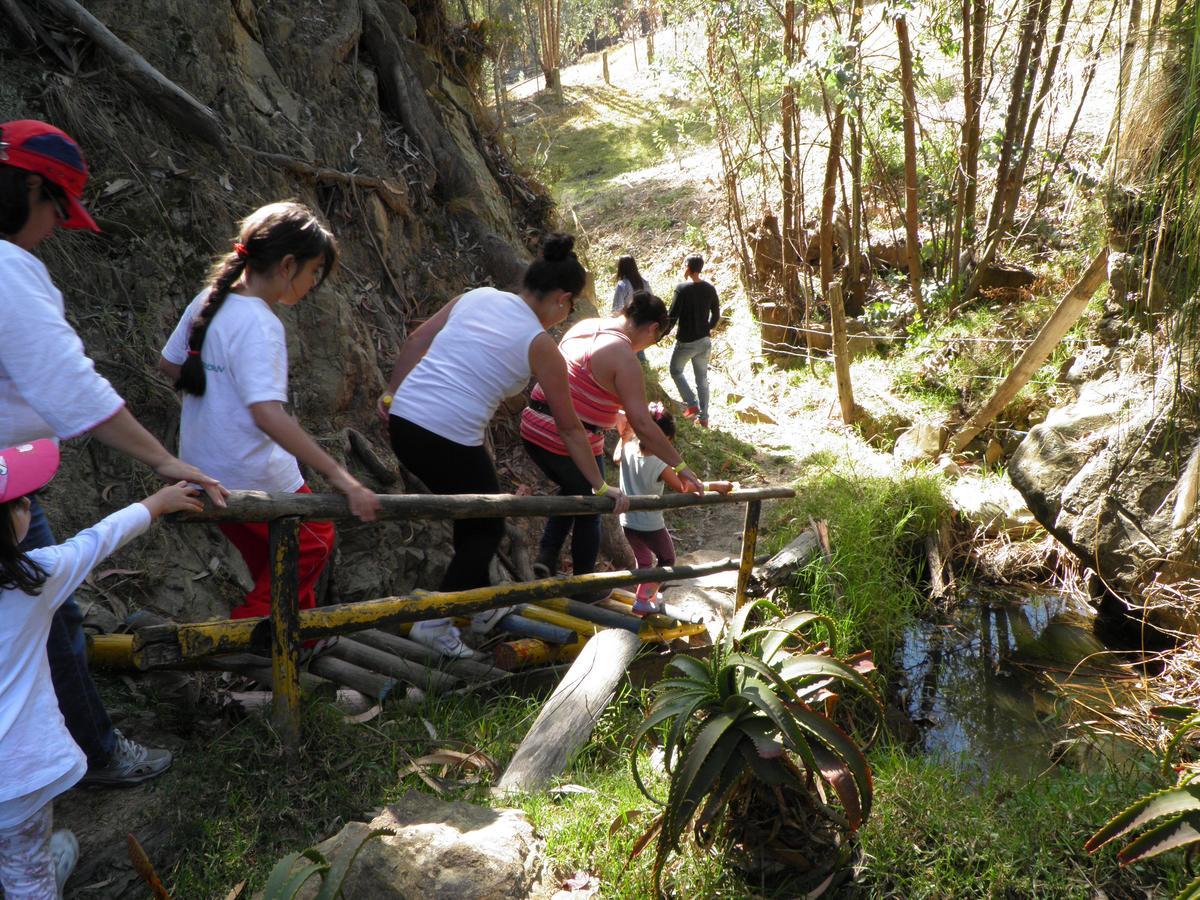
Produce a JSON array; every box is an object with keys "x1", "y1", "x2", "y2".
[{"x1": 0, "y1": 120, "x2": 227, "y2": 793}]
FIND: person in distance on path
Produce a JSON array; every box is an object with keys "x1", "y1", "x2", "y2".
[{"x1": 667, "y1": 253, "x2": 721, "y2": 428}]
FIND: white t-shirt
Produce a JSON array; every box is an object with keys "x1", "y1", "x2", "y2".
[
  {"x1": 162, "y1": 290, "x2": 303, "y2": 493},
  {"x1": 0, "y1": 241, "x2": 125, "y2": 445},
  {"x1": 0, "y1": 503, "x2": 151, "y2": 824},
  {"x1": 390, "y1": 287, "x2": 545, "y2": 447},
  {"x1": 619, "y1": 440, "x2": 669, "y2": 531}
]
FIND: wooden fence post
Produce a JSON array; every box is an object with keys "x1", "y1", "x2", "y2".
[
  {"x1": 828, "y1": 282, "x2": 857, "y2": 425},
  {"x1": 269, "y1": 517, "x2": 302, "y2": 749},
  {"x1": 735, "y1": 500, "x2": 762, "y2": 609},
  {"x1": 602, "y1": 50, "x2": 610, "y2": 84}
]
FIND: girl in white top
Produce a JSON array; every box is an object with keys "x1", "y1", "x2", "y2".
[
  {"x1": 160, "y1": 203, "x2": 380, "y2": 621},
  {"x1": 616, "y1": 404, "x2": 731, "y2": 614},
  {"x1": 0, "y1": 438, "x2": 203, "y2": 899},
  {"x1": 379, "y1": 233, "x2": 628, "y2": 657}
]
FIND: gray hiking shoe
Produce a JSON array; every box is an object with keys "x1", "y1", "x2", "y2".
[
  {"x1": 80, "y1": 729, "x2": 172, "y2": 787},
  {"x1": 51, "y1": 829, "x2": 79, "y2": 897}
]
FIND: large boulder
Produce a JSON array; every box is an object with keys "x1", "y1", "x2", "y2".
[
  {"x1": 1008, "y1": 343, "x2": 1200, "y2": 623},
  {"x1": 295, "y1": 791, "x2": 550, "y2": 899}
]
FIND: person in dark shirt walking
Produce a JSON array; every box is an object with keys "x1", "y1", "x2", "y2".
[{"x1": 667, "y1": 254, "x2": 721, "y2": 427}]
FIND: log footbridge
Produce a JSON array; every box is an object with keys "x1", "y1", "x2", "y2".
[{"x1": 123, "y1": 486, "x2": 795, "y2": 762}]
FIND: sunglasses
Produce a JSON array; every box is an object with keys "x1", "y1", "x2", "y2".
[{"x1": 40, "y1": 182, "x2": 69, "y2": 222}]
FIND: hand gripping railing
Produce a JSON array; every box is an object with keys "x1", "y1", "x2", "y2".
[{"x1": 155, "y1": 486, "x2": 793, "y2": 745}]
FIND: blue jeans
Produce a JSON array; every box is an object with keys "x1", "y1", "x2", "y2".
[
  {"x1": 24, "y1": 498, "x2": 115, "y2": 767},
  {"x1": 524, "y1": 440, "x2": 605, "y2": 576},
  {"x1": 670, "y1": 336, "x2": 712, "y2": 421}
]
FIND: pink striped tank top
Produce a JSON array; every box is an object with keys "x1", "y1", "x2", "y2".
[{"x1": 520, "y1": 319, "x2": 630, "y2": 456}]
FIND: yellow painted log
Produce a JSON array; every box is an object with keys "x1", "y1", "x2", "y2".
[
  {"x1": 87, "y1": 634, "x2": 137, "y2": 669},
  {"x1": 516, "y1": 604, "x2": 604, "y2": 636},
  {"x1": 494, "y1": 637, "x2": 587, "y2": 670},
  {"x1": 639, "y1": 620, "x2": 708, "y2": 643}
]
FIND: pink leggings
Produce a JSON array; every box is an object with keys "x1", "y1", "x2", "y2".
[{"x1": 624, "y1": 526, "x2": 676, "y2": 602}]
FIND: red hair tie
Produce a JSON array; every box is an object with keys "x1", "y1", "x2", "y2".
[
  {"x1": 187, "y1": 349, "x2": 200, "y2": 357},
  {"x1": 233, "y1": 242, "x2": 248, "y2": 259}
]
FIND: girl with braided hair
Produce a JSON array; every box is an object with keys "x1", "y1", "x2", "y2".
[{"x1": 159, "y1": 202, "x2": 379, "y2": 621}]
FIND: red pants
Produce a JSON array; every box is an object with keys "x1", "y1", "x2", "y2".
[{"x1": 218, "y1": 484, "x2": 335, "y2": 619}]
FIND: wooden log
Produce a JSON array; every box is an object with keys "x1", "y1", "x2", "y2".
[
  {"x1": 515, "y1": 604, "x2": 604, "y2": 637},
  {"x1": 87, "y1": 633, "x2": 138, "y2": 669},
  {"x1": 206, "y1": 653, "x2": 327, "y2": 693},
  {"x1": 758, "y1": 526, "x2": 823, "y2": 590},
  {"x1": 533, "y1": 597, "x2": 642, "y2": 632},
  {"x1": 949, "y1": 247, "x2": 1109, "y2": 452},
  {"x1": 498, "y1": 614, "x2": 576, "y2": 644},
  {"x1": 269, "y1": 518, "x2": 302, "y2": 747},
  {"x1": 330, "y1": 637, "x2": 459, "y2": 691},
  {"x1": 309, "y1": 655, "x2": 398, "y2": 700},
  {"x1": 496, "y1": 629, "x2": 642, "y2": 793},
  {"x1": 495, "y1": 637, "x2": 587, "y2": 671},
  {"x1": 175, "y1": 486, "x2": 796, "y2": 524},
  {"x1": 354, "y1": 629, "x2": 500, "y2": 679},
  {"x1": 37, "y1": 0, "x2": 225, "y2": 147}
]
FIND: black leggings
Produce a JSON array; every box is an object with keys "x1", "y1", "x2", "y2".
[
  {"x1": 524, "y1": 439, "x2": 605, "y2": 576},
  {"x1": 390, "y1": 416, "x2": 503, "y2": 592}
]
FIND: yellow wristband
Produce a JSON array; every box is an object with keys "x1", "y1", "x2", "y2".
[
  {"x1": 673, "y1": 461, "x2": 689, "y2": 474},
  {"x1": 381, "y1": 393, "x2": 394, "y2": 407},
  {"x1": 594, "y1": 482, "x2": 610, "y2": 496}
]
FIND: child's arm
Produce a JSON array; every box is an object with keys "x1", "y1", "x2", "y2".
[
  {"x1": 250, "y1": 402, "x2": 381, "y2": 521},
  {"x1": 30, "y1": 483, "x2": 203, "y2": 611},
  {"x1": 658, "y1": 470, "x2": 735, "y2": 495}
]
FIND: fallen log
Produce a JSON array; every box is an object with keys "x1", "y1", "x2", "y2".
[
  {"x1": 496, "y1": 628, "x2": 642, "y2": 793},
  {"x1": 38, "y1": 0, "x2": 225, "y2": 147},
  {"x1": 533, "y1": 597, "x2": 642, "y2": 633},
  {"x1": 498, "y1": 613, "x2": 576, "y2": 645},
  {"x1": 494, "y1": 637, "x2": 587, "y2": 671},
  {"x1": 949, "y1": 247, "x2": 1109, "y2": 452},
  {"x1": 308, "y1": 655, "x2": 397, "y2": 701},
  {"x1": 329, "y1": 637, "x2": 459, "y2": 691},
  {"x1": 757, "y1": 525, "x2": 823, "y2": 590}
]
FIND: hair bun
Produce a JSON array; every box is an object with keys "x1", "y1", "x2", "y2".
[{"x1": 541, "y1": 233, "x2": 575, "y2": 263}]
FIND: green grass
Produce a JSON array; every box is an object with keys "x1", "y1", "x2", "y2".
[
  {"x1": 857, "y1": 745, "x2": 1188, "y2": 898},
  {"x1": 768, "y1": 457, "x2": 949, "y2": 656}
]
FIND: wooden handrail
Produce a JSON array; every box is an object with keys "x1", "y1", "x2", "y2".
[{"x1": 173, "y1": 486, "x2": 796, "y2": 523}]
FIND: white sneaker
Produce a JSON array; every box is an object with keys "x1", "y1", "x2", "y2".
[
  {"x1": 51, "y1": 829, "x2": 79, "y2": 898},
  {"x1": 471, "y1": 605, "x2": 513, "y2": 635},
  {"x1": 410, "y1": 619, "x2": 475, "y2": 659}
]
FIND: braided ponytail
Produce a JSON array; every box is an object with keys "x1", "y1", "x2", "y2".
[
  {"x1": 175, "y1": 201, "x2": 337, "y2": 397},
  {"x1": 175, "y1": 253, "x2": 246, "y2": 396}
]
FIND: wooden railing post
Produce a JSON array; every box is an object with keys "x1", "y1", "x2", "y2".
[
  {"x1": 269, "y1": 517, "x2": 302, "y2": 748},
  {"x1": 735, "y1": 500, "x2": 762, "y2": 610}
]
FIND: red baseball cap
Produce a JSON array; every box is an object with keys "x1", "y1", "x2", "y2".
[
  {"x1": 0, "y1": 439, "x2": 60, "y2": 503},
  {"x1": 0, "y1": 120, "x2": 99, "y2": 233}
]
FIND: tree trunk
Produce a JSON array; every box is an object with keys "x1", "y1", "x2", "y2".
[
  {"x1": 828, "y1": 283, "x2": 856, "y2": 425},
  {"x1": 780, "y1": 0, "x2": 798, "y2": 313},
  {"x1": 896, "y1": 15, "x2": 926, "y2": 320},
  {"x1": 819, "y1": 97, "x2": 845, "y2": 295},
  {"x1": 602, "y1": 49, "x2": 610, "y2": 83}
]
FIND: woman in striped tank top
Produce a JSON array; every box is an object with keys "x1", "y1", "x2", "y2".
[{"x1": 521, "y1": 291, "x2": 705, "y2": 583}]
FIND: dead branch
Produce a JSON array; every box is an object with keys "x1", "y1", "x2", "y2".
[
  {"x1": 37, "y1": 0, "x2": 225, "y2": 148},
  {"x1": 249, "y1": 149, "x2": 409, "y2": 215}
]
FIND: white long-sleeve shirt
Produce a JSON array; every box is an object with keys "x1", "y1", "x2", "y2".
[
  {"x1": 0, "y1": 241, "x2": 125, "y2": 445},
  {"x1": 0, "y1": 503, "x2": 151, "y2": 825}
]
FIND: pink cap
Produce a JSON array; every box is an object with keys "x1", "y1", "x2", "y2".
[{"x1": 0, "y1": 439, "x2": 60, "y2": 503}]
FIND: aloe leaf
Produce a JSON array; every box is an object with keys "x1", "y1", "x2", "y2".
[
  {"x1": 1086, "y1": 785, "x2": 1200, "y2": 852},
  {"x1": 1174, "y1": 869, "x2": 1200, "y2": 900},
  {"x1": 731, "y1": 597, "x2": 784, "y2": 643},
  {"x1": 263, "y1": 860, "x2": 328, "y2": 899},
  {"x1": 632, "y1": 694, "x2": 710, "y2": 804},
  {"x1": 314, "y1": 829, "x2": 392, "y2": 900},
  {"x1": 1118, "y1": 811, "x2": 1200, "y2": 865},
  {"x1": 696, "y1": 735, "x2": 752, "y2": 830},
  {"x1": 1165, "y1": 712, "x2": 1200, "y2": 770},
  {"x1": 663, "y1": 711, "x2": 739, "y2": 853},
  {"x1": 743, "y1": 611, "x2": 837, "y2": 661},
  {"x1": 739, "y1": 677, "x2": 820, "y2": 773},
  {"x1": 263, "y1": 852, "x2": 305, "y2": 898},
  {"x1": 789, "y1": 705, "x2": 873, "y2": 827},
  {"x1": 739, "y1": 715, "x2": 785, "y2": 759},
  {"x1": 667, "y1": 654, "x2": 713, "y2": 684},
  {"x1": 737, "y1": 739, "x2": 790, "y2": 786},
  {"x1": 811, "y1": 742, "x2": 862, "y2": 829},
  {"x1": 778, "y1": 655, "x2": 881, "y2": 706},
  {"x1": 674, "y1": 726, "x2": 746, "y2": 847}
]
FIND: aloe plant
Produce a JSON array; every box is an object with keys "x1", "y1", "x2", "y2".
[
  {"x1": 261, "y1": 828, "x2": 392, "y2": 900},
  {"x1": 629, "y1": 598, "x2": 881, "y2": 895},
  {"x1": 1087, "y1": 707, "x2": 1200, "y2": 899}
]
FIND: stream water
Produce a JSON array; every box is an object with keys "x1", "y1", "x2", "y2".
[{"x1": 896, "y1": 592, "x2": 1115, "y2": 778}]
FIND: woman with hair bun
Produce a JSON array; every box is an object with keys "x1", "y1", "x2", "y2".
[
  {"x1": 521, "y1": 289, "x2": 705, "y2": 585},
  {"x1": 380, "y1": 233, "x2": 627, "y2": 657}
]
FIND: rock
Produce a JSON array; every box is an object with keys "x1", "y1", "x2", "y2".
[
  {"x1": 734, "y1": 398, "x2": 777, "y2": 425},
  {"x1": 936, "y1": 455, "x2": 962, "y2": 477},
  {"x1": 949, "y1": 474, "x2": 1039, "y2": 538},
  {"x1": 1064, "y1": 345, "x2": 1115, "y2": 386},
  {"x1": 868, "y1": 232, "x2": 909, "y2": 270},
  {"x1": 1008, "y1": 353, "x2": 1200, "y2": 623},
  {"x1": 292, "y1": 791, "x2": 549, "y2": 900},
  {"x1": 977, "y1": 262, "x2": 1036, "y2": 292},
  {"x1": 893, "y1": 422, "x2": 943, "y2": 465},
  {"x1": 984, "y1": 437, "x2": 1005, "y2": 467}
]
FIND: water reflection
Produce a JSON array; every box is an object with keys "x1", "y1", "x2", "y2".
[{"x1": 896, "y1": 593, "x2": 1110, "y2": 777}]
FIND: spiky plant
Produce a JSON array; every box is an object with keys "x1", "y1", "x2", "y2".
[
  {"x1": 629, "y1": 598, "x2": 881, "y2": 895},
  {"x1": 1087, "y1": 706, "x2": 1200, "y2": 898},
  {"x1": 261, "y1": 828, "x2": 392, "y2": 899}
]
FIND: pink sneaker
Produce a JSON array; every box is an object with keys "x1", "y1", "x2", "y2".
[
  {"x1": 632, "y1": 592, "x2": 664, "y2": 616},
  {"x1": 682, "y1": 405, "x2": 700, "y2": 419}
]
